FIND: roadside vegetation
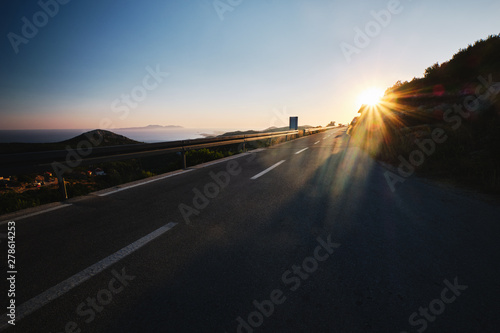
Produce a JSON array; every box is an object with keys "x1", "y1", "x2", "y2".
[
  {"x1": 350, "y1": 34, "x2": 500, "y2": 193},
  {"x1": 1, "y1": 127, "x2": 329, "y2": 215}
]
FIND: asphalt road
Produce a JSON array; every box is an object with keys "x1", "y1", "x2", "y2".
[{"x1": 1, "y1": 128, "x2": 500, "y2": 333}]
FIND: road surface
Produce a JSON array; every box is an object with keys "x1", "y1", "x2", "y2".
[{"x1": 1, "y1": 128, "x2": 500, "y2": 332}]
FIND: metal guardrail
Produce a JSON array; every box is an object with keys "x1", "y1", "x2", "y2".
[{"x1": 0, "y1": 126, "x2": 335, "y2": 198}]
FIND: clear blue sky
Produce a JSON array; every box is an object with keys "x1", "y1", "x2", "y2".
[{"x1": 0, "y1": 0, "x2": 499, "y2": 130}]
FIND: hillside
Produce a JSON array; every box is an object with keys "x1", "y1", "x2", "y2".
[
  {"x1": 218, "y1": 125, "x2": 316, "y2": 137},
  {"x1": 61, "y1": 129, "x2": 141, "y2": 146},
  {"x1": 0, "y1": 129, "x2": 142, "y2": 154},
  {"x1": 353, "y1": 33, "x2": 500, "y2": 193},
  {"x1": 384, "y1": 34, "x2": 500, "y2": 109}
]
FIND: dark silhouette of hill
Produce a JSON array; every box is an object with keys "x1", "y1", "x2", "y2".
[
  {"x1": 218, "y1": 125, "x2": 316, "y2": 137},
  {"x1": 385, "y1": 33, "x2": 500, "y2": 107},
  {"x1": 61, "y1": 129, "x2": 141, "y2": 146},
  {"x1": 0, "y1": 129, "x2": 141, "y2": 154},
  {"x1": 352, "y1": 33, "x2": 500, "y2": 193},
  {"x1": 368, "y1": 33, "x2": 500, "y2": 128}
]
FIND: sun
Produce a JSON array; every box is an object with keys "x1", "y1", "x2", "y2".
[{"x1": 357, "y1": 87, "x2": 385, "y2": 107}]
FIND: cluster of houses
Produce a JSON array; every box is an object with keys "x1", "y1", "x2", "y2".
[
  {"x1": 0, "y1": 176, "x2": 12, "y2": 188},
  {"x1": 0, "y1": 168, "x2": 107, "y2": 193},
  {"x1": 0, "y1": 172, "x2": 55, "y2": 192}
]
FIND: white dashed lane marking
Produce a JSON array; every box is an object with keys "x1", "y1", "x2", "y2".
[
  {"x1": 0, "y1": 222, "x2": 178, "y2": 331},
  {"x1": 250, "y1": 160, "x2": 286, "y2": 180},
  {"x1": 295, "y1": 148, "x2": 309, "y2": 155}
]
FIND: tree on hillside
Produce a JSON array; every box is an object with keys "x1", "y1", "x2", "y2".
[
  {"x1": 424, "y1": 62, "x2": 440, "y2": 78},
  {"x1": 326, "y1": 121, "x2": 336, "y2": 127},
  {"x1": 387, "y1": 33, "x2": 500, "y2": 96}
]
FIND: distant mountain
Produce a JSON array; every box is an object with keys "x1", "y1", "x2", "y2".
[
  {"x1": 262, "y1": 125, "x2": 315, "y2": 132},
  {"x1": 0, "y1": 129, "x2": 141, "y2": 154},
  {"x1": 117, "y1": 125, "x2": 183, "y2": 130},
  {"x1": 218, "y1": 125, "x2": 316, "y2": 137},
  {"x1": 61, "y1": 129, "x2": 141, "y2": 146}
]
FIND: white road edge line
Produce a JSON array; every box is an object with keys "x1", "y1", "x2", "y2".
[
  {"x1": 99, "y1": 150, "x2": 263, "y2": 197},
  {"x1": 99, "y1": 170, "x2": 194, "y2": 196},
  {"x1": 250, "y1": 160, "x2": 286, "y2": 180},
  {"x1": 0, "y1": 222, "x2": 178, "y2": 331},
  {"x1": 0, "y1": 204, "x2": 73, "y2": 226},
  {"x1": 314, "y1": 141, "x2": 320, "y2": 145},
  {"x1": 0, "y1": 150, "x2": 267, "y2": 223},
  {"x1": 295, "y1": 148, "x2": 309, "y2": 155}
]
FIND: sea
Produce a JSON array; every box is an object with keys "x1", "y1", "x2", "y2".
[{"x1": 0, "y1": 128, "x2": 249, "y2": 144}]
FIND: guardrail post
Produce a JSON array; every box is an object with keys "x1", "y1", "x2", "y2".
[
  {"x1": 57, "y1": 175, "x2": 68, "y2": 200},
  {"x1": 181, "y1": 149, "x2": 187, "y2": 169}
]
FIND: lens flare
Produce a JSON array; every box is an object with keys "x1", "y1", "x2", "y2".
[{"x1": 357, "y1": 87, "x2": 385, "y2": 107}]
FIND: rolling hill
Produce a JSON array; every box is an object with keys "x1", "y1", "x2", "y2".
[{"x1": 0, "y1": 130, "x2": 142, "y2": 154}]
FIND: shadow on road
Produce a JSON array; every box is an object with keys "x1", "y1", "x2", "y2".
[{"x1": 107, "y1": 135, "x2": 500, "y2": 333}]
